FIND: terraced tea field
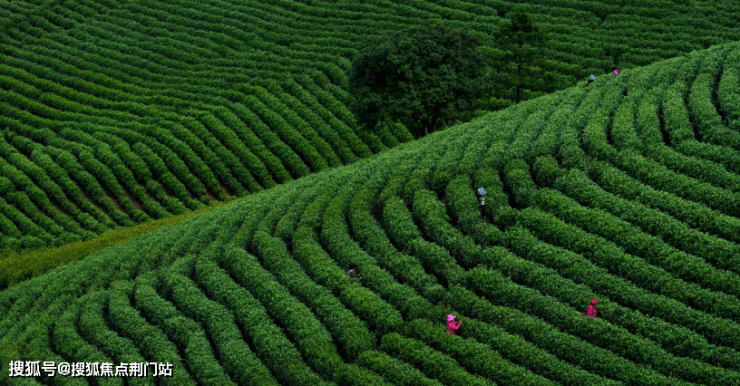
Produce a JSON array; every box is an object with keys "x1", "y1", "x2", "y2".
[
  {"x1": 3, "y1": 37, "x2": 740, "y2": 385},
  {"x1": 3, "y1": 0, "x2": 740, "y2": 251}
]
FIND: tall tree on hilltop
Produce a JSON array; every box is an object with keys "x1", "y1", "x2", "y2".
[
  {"x1": 349, "y1": 25, "x2": 494, "y2": 139},
  {"x1": 488, "y1": 6, "x2": 554, "y2": 103}
]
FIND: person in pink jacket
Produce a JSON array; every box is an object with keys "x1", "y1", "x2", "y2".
[
  {"x1": 446, "y1": 314, "x2": 461, "y2": 335},
  {"x1": 612, "y1": 68, "x2": 621, "y2": 77},
  {"x1": 582, "y1": 299, "x2": 598, "y2": 318}
]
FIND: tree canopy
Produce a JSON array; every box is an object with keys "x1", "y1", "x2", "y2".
[
  {"x1": 486, "y1": 6, "x2": 574, "y2": 103},
  {"x1": 349, "y1": 25, "x2": 494, "y2": 139}
]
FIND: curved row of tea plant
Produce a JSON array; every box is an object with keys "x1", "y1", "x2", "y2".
[
  {"x1": 5, "y1": 0, "x2": 740, "y2": 249},
  {"x1": 6, "y1": 39, "x2": 740, "y2": 385}
]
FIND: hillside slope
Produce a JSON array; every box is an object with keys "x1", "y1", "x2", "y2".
[
  {"x1": 3, "y1": 0, "x2": 740, "y2": 249},
  {"x1": 3, "y1": 40, "x2": 740, "y2": 385}
]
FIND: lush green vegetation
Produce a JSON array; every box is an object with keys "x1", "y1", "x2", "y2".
[
  {"x1": 4, "y1": 34, "x2": 740, "y2": 384},
  {"x1": 349, "y1": 25, "x2": 493, "y2": 138},
  {"x1": 0, "y1": 197, "x2": 235, "y2": 291},
  {"x1": 4, "y1": 0, "x2": 740, "y2": 249}
]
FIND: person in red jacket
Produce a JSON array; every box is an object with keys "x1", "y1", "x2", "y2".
[
  {"x1": 446, "y1": 314, "x2": 461, "y2": 335},
  {"x1": 582, "y1": 299, "x2": 598, "y2": 318},
  {"x1": 612, "y1": 68, "x2": 621, "y2": 77}
]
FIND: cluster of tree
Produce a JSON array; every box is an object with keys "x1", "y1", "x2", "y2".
[{"x1": 349, "y1": 6, "x2": 574, "y2": 139}]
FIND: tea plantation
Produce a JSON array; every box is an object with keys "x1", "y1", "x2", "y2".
[
  {"x1": 3, "y1": 35, "x2": 740, "y2": 384},
  {"x1": 3, "y1": 0, "x2": 740, "y2": 250},
  {"x1": 3, "y1": 0, "x2": 740, "y2": 385}
]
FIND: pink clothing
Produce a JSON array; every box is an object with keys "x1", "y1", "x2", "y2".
[
  {"x1": 613, "y1": 69, "x2": 621, "y2": 76},
  {"x1": 585, "y1": 305, "x2": 597, "y2": 318},
  {"x1": 446, "y1": 321, "x2": 461, "y2": 335}
]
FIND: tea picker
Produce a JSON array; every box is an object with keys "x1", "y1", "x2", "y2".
[
  {"x1": 446, "y1": 314, "x2": 461, "y2": 335},
  {"x1": 581, "y1": 299, "x2": 598, "y2": 318},
  {"x1": 476, "y1": 188, "x2": 486, "y2": 206},
  {"x1": 347, "y1": 263, "x2": 362, "y2": 281}
]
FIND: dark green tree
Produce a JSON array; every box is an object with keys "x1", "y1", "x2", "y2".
[
  {"x1": 349, "y1": 25, "x2": 494, "y2": 139},
  {"x1": 486, "y1": 6, "x2": 560, "y2": 103}
]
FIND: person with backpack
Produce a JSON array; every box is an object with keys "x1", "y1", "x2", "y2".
[
  {"x1": 347, "y1": 263, "x2": 362, "y2": 281},
  {"x1": 582, "y1": 299, "x2": 598, "y2": 318},
  {"x1": 613, "y1": 68, "x2": 621, "y2": 77},
  {"x1": 587, "y1": 74, "x2": 595, "y2": 85},
  {"x1": 446, "y1": 314, "x2": 461, "y2": 335}
]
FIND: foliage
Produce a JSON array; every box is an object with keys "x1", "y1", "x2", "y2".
[
  {"x1": 481, "y1": 6, "x2": 574, "y2": 103},
  {"x1": 349, "y1": 25, "x2": 494, "y2": 139},
  {"x1": 3, "y1": 0, "x2": 740, "y2": 250},
  {"x1": 486, "y1": 5, "x2": 555, "y2": 103},
  {"x1": 0, "y1": 198, "x2": 233, "y2": 290},
  {"x1": 5, "y1": 4, "x2": 740, "y2": 386}
]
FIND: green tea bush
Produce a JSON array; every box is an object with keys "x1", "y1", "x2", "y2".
[
  {"x1": 593, "y1": 154, "x2": 740, "y2": 248},
  {"x1": 77, "y1": 290, "x2": 152, "y2": 386},
  {"x1": 133, "y1": 271, "x2": 238, "y2": 386},
  {"x1": 0, "y1": 197, "x2": 52, "y2": 243},
  {"x1": 528, "y1": 88, "x2": 587, "y2": 162},
  {"x1": 355, "y1": 350, "x2": 444, "y2": 386},
  {"x1": 238, "y1": 88, "x2": 328, "y2": 173},
  {"x1": 163, "y1": 257, "x2": 280, "y2": 386},
  {"x1": 107, "y1": 281, "x2": 196, "y2": 386},
  {"x1": 7, "y1": 5, "x2": 740, "y2": 385},
  {"x1": 315, "y1": 203, "x2": 407, "y2": 335},
  {"x1": 249, "y1": 81, "x2": 343, "y2": 166},
  {"x1": 516, "y1": 207, "x2": 740, "y2": 351},
  {"x1": 319, "y1": 174, "x2": 433, "y2": 324},
  {"x1": 0, "y1": 212, "x2": 21, "y2": 239},
  {"x1": 382, "y1": 196, "x2": 422, "y2": 249},
  {"x1": 192, "y1": 110, "x2": 276, "y2": 189},
  {"x1": 379, "y1": 332, "x2": 493, "y2": 386},
  {"x1": 213, "y1": 105, "x2": 291, "y2": 183},
  {"x1": 405, "y1": 318, "x2": 557, "y2": 386},
  {"x1": 281, "y1": 77, "x2": 373, "y2": 157},
  {"x1": 465, "y1": 266, "x2": 737, "y2": 385},
  {"x1": 348, "y1": 163, "x2": 446, "y2": 305},
  {"x1": 252, "y1": 231, "x2": 375, "y2": 361},
  {"x1": 52, "y1": 298, "x2": 124, "y2": 386},
  {"x1": 195, "y1": 254, "x2": 337, "y2": 386},
  {"x1": 687, "y1": 47, "x2": 740, "y2": 149},
  {"x1": 558, "y1": 74, "x2": 610, "y2": 168},
  {"x1": 662, "y1": 80, "x2": 696, "y2": 144},
  {"x1": 221, "y1": 246, "x2": 341, "y2": 380},
  {"x1": 718, "y1": 47, "x2": 740, "y2": 130},
  {"x1": 501, "y1": 226, "x2": 740, "y2": 372},
  {"x1": 226, "y1": 100, "x2": 309, "y2": 179},
  {"x1": 531, "y1": 186, "x2": 740, "y2": 307},
  {"x1": 648, "y1": 141, "x2": 740, "y2": 193},
  {"x1": 556, "y1": 167, "x2": 740, "y2": 274},
  {"x1": 616, "y1": 149, "x2": 740, "y2": 219}
]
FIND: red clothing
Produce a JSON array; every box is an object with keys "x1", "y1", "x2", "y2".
[
  {"x1": 446, "y1": 321, "x2": 461, "y2": 335},
  {"x1": 585, "y1": 305, "x2": 597, "y2": 318},
  {"x1": 613, "y1": 69, "x2": 621, "y2": 76}
]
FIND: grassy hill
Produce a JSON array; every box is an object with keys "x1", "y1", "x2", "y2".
[
  {"x1": 3, "y1": 0, "x2": 740, "y2": 249},
  {"x1": 3, "y1": 38, "x2": 740, "y2": 385}
]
